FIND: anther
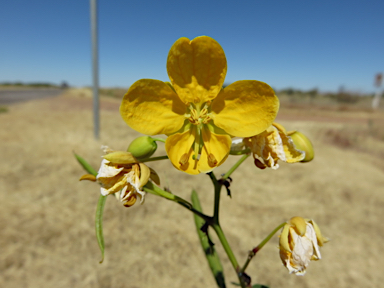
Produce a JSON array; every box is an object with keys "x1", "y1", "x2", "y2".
[
  {"x1": 254, "y1": 158, "x2": 267, "y2": 169},
  {"x1": 179, "y1": 153, "x2": 189, "y2": 165},
  {"x1": 123, "y1": 195, "x2": 137, "y2": 207},
  {"x1": 208, "y1": 153, "x2": 218, "y2": 167}
]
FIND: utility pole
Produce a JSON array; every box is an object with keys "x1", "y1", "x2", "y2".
[
  {"x1": 90, "y1": 0, "x2": 100, "y2": 139},
  {"x1": 372, "y1": 73, "x2": 382, "y2": 110}
]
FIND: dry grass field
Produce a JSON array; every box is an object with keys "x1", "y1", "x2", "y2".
[{"x1": 1, "y1": 88, "x2": 384, "y2": 288}]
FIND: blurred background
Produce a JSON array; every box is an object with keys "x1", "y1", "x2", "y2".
[{"x1": 1, "y1": 0, "x2": 384, "y2": 287}]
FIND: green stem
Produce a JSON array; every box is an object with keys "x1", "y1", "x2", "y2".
[
  {"x1": 191, "y1": 191, "x2": 226, "y2": 288},
  {"x1": 139, "y1": 155, "x2": 168, "y2": 163},
  {"x1": 208, "y1": 172, "x2": 245, "y2": 288},
  {"x1": 208, "y1": 172, "x2": 221, "y2": 223},
  {"x1": 240, "y1": 222, "x2": 286, "y2": 273},
  {"x1": 152, "y1": 137, "x2": 166, "y2": 143},
  {"x1": 222, "y1": 154, "x2": 250, "y2": 180},
  {"x1": 229, "y1": 147, "x2": 251, "y2": 156},
  {"x1": 143, "y1": 183, "x2": 211, "y2": 222},
  {"x1": 212, "y1": 224, "x2": 239, "y2": 272},
  {"x1": 213, "y1": 224, "x2": 245, "y2": 288}
]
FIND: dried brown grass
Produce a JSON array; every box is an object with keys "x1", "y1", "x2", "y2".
[{"x1": 1, "y1": 90, "x2": 384, "y2": 288}]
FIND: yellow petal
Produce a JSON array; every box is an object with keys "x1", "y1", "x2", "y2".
[
  {"x1": 307, "y1": 219, "x2": 329, "y2": 246},
  {"x1": 79, "y1": 174, "x2": 96, "y2": 182},
  {"x1": 198, "y1": 127, "x2": 232, "y2": 172},
  {"x1": 120, "y1": 79, "x2": 186, "y2": 135},
  {"x1": 289, "y1": 216, "x2": 307, "y2": 236},
  {"x1": 103, "y1": 151, "x2": 137, "y2": 164},
  {"x1": 272, "y1": 122, "x2": 287, "y2": 134},
  {"x1": 167, "y1": 36, "x2": 227, "y2": 104},
  {"x1": 165, "y1": 129, "x2": 199, "y2": 175},
  {"x1": 211, "y1": 80, "x2": 279, "y2": 137},
  {"x1": 138, "y1": 163, "x2": 150, "y2": 188},
  {"x1": 279, "y1": 132, "x2": 305, "y2": 163},
  {"x1": 279, "y1": 224, "x2": 291, "y2": 252}
]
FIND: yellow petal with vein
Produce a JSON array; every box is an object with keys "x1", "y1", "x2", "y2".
[
  {"x1": 165, "y1": 129, "x2": 199, "y2": 175},
  {"x1": 211, "y1": 80, "x2": 279, "y2": 137},
  {"x1": 120, "y1": 79, "x2": 186, "y2": 135},
  {"x1": 198, "y1": 127, "x2": 231, "y2": 173},
  {"x1": 167, "y1": 36, "x2": 227, "y2": 104}
]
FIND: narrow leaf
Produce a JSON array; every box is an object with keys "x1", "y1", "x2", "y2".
[
  {"x1": 191, "y1": 190, "x2": 226, "y2": 288},
  {"x1": 231, "y1": 283, "x2": 269, "y2": 288},
  {"x1": 74, "y1": 153, "x2": 107, "y2": 263},
  {"x1": 96, "y1": 194, "x2": 107, "y2": 263},
  {"x1": 74, "y1": 152, "x2": 98, "y2": 176}
]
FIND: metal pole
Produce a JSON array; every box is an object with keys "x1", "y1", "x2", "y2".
[{"x1": 90, "y1": 0, "x2": 99, "y2": 139}]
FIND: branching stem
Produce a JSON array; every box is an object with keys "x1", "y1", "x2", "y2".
[{"x1": 240, "y1": 222, "x2": 286, "y2": 273}]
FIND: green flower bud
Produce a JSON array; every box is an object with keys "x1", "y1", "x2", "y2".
[
  {"x1": 127, "y1": 136, "x2": 158, "y2": 159},
  {"x1": 287, "y1": 131, "x2": 314, "y2": 162}
]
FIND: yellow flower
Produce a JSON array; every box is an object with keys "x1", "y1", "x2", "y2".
[
  {"x1": 120, "y1": 36, "x2": 279, "y2": 174},
  {"x1": 279, "y1": 217, "x2": 329, "y2": 276},
  {"x1": 96, "y1": 146, "x2": 159, "y2": 207},
  {"x1": 243, "y1": 123, "x2": 305, "y2": 169}
]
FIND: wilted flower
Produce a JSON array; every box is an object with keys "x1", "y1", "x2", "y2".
[
  {"x1": 287, "y1": 130, "x2": 315, "y2": 162},
  {"x1": 120, "y1": 36, "x2": 279, "y2": 174},
  {"x1": 243, "y1": 123, "x2": 305, "y2": 169},
  {"x1": 279, "y1": 216, "x2": 329, "y2": 275},
  {"x1": 80, "y1": 146, "x2": 159, "y2": 207}
]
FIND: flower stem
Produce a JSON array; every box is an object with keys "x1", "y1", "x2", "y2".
[
  {"x1": 212, "y1": 224, "x2": 246, "y2": 288},
  {"x1": 207, "y1": 172, "x2": 245, "y2": 287},
  {"x1": 208, "y1": 172, "x2": 221, "y2": 223},
  {"x1": 139, "y1": 155, "x2": 168, "y2": 163},
  {"x1": 212, "y1": 224, "x2": 239, "y2": 272},
  {"x1": 240, "y1": 222, "x2": 286, "y2": 273},
  {"x1": 152, "y1": 137, "x2": 166, "y2": 143},
  {"x1": 222, "y1": 154, "x2": 250, "y2": 180},
  {"x1": 143, "y1": 182, "x2": 211, "y2": 222}
]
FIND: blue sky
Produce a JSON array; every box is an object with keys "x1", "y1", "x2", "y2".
[{"x1": 1, "y1": 0, "x2": 383, "y2": 93}]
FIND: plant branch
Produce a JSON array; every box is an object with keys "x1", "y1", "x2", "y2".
[
  {"x1": 240, "y1": 222, "x2": 286, "y2": 273},
  {"x1": 222, "y1": 154, "x2": 250, "y2": 180},
  {"x1": 143, "y1": 182, "x2": 212, "y2": 222},
  {"x1": 139, "y1": 155, "x2": 168, "y2": 163}
]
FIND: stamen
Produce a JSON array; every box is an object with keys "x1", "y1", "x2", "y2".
[
  {"x1": 179, "y1": 153, "x2": 189, "y2": 165},
  {"x1": 208, "y1": 153, "x2": 218, "y2": 167},
  {"x1": 254, "y1": 158, "x2": 267, "y2": 169},
  {"x1": 202, "y1": 115, "x2": 212, "y2": 124},
  {"x1": 200, "y1": 108, "x2": 208, "y2": 117},
  {"x1": 123, "y1": 195, "x2": 137, "y2": 207}
]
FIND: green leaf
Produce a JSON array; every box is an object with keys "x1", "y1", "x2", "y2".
[
  {"x1": 96, "y1": 194, "x2": 107, "y2": 263},
  {"x1": 191, "y1": 191, "x2": 226, "y2": 288},
  {"x1": 231, "y1": 283, "x2": 269, "y2": 288},
  {"x1": 74, "y1": 152, "x2": 97, "y2": 176},
  {"x1": 74, "y1": 153, "x2": 106, "y2": 263}
]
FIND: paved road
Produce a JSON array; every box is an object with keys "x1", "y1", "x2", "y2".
[{"x1": 0, "y1": 89, "x2": 64, "y2": 105}]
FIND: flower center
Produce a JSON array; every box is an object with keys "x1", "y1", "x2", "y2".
[
  {"x1": 187, "y1": 103, "x2": 212, "y2": 126},
  {"x1": 179, "y1": 102, "x2": 217, "y2": 169}
]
